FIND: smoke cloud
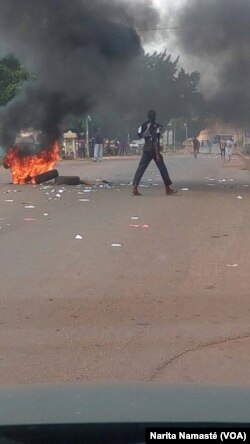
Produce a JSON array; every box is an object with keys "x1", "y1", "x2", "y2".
[
  {"x1": 173, "y1": 0, "x2": 250, "y2": 124},
  {"x1": 0, "y1": 0, "x2": 159, "y2": 148}
]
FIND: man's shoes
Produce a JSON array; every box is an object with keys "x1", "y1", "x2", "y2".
[
  {"x1": 132, "y1": 187, "x2": 142, "y2": 196},
  {"x1": 166, "y1": 187, "x2": 178, "y2": 195}
]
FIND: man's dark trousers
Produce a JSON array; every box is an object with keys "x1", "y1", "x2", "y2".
[{"x1": 132, "y1": 148, "x2": 172, "y2": 187}]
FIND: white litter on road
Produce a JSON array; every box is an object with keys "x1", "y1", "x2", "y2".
[
  {"x1": 25, "y1": 205, "x2": 35, "y2": 209},
  {"x1": 4, "y1": 200, "x2": 14, "y2": 202},
  {"x1": 111, "y1": 243, "x2": 122, "y2": 247},
  {"x1": 84, "y1": 190, "x2": 92, "y2": 193},
  {"x1": 237, "y1": 196, "x2": 243, "y2": 200},
  {"x1": 131, "y1": 217, "x2": 139, "y2": 220},
  {"x1": 181, "y1": 188, "x2": 190, "y2": 191},
  {"x1": 75, "y1": 235, "x2": 83, "y2": 240},
  {"x1": 43, "y1": 213, "x2": 49, "y2": 216},
  {"x1": 226, "y1": 264, "x2": 239, "y2": 267},
  {"x1": 79, "y1": 199, "x2": 90, "y2": 202}
]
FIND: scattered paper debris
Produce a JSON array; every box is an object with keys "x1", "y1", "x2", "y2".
[
  {"x1": 209, "y1": 178, "x2": 215, "y2": 181},
  {"x1": 207, "y1": 184, "x2": 215, "y2": 186},
  {"x1": 181, "y1": 188, "x2": 190, "y2": 191},
  {"x1": 24, "y1": 218, "x2": 36, "y2": 221},
  {"x1": 43, "y1": 213, "x2": 49, "y2": 216},
  {"x1": 237, "y1": 196, "x2": 243, "y2": 200},
  {"x1": 4, "y1": 199, "x2": 13, "y2": 202},
  {"x1": 55, "y1": 194, "x2": 61, "y2": 198},
  {"x1": 111, "y1": 243, "x2": 122, "y2": 247},
  {"x1": 226, "y1": 264, "x2": 239, "y2": 267},
  {"x1": 140, "y1": 185, "x2": 149, "y2": 188},
  {"x1": 78, "y1": 199, "x2": 90, "y2": 202},
  {"x1": 218, "y1": 179, "x2": 227, "y2": 182},
  {"x1": 131, "y1": 217, "x2": 139, "y2": 220},
  {"x1": 75, "y1": 235, "x2": 83, "y2": 240},
  {"x1": 129, "y1": 224, "x2": 149, "y2": 229},
  {"x1": 25, "y1": 205, "x2": 35, "y2": 209},
  {"x1": 84, "y1": 190, "x2": 91, "y2": 193}
]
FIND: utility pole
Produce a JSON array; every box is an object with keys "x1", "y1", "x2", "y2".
[
  {"x1": 173, "y1": 123, "x2": 176, "y2": 151},
  {"x1": 85, "y1": 116, "x2": 89, "y2": 158},
  {"x1": 185, "y1": 120, "x2": 188, "y2": 140}
]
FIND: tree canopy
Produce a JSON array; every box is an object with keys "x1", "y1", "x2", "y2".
[
  {"x1": 90, "y1": 50, "x2": 206, "y2": 140},
  {"x1": 0, "y1": 53, "x2": 29, "y2": 106}
]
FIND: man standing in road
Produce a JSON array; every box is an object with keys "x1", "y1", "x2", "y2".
[
  {"x1": 193, "y1": 136, "x2": 200, "y2": 158},
  {"x1": 226, "y1": 137, "x2": 234, "y2": 162},
  {"x1": 220, "y1": 137, "x2": 226, "y2": 159},
  {"x1": 132, "y1": 110, "x2": 177, "y2": 196},
  {"x1": 94, "y1": 128, "x2": 104, "y2": 162}
]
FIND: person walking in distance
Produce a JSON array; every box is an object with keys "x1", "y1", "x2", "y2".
[
  {"x1": 193, "y1": 136, "x2": 200, "y2": 158},
  {"x1": 226, "y1": 137, "x2": 233, "y2": 162},
  {"x1": 220, "y1": 137, "x2": 226, "y2": 159},
  {"x1": 132, "y1": 110, "x2": 177, "y2": 196},
  {"x1": 94, "y1": 128, "x2": 104, "y2": 162}
]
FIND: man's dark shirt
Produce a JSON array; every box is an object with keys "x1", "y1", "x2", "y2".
[
  {"x1": 95, "y1": 131, "x2": 103, "y2": 145},
  {"x1": 138, "y1": 120, "x2": 162, "y2": 152}
]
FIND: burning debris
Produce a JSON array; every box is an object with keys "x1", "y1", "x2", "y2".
[{"x1": 3, "y1": 143, "x2": 60, "y2": 184}]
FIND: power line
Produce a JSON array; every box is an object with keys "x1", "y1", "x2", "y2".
[
  {"x1": 137, "y1": 23, "x2": 221, "y2": 32},
  {"x1": 137, "y1": 25, "x2": 187, "y2": 32}
]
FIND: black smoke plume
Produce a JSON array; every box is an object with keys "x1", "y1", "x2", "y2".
[
  {"x1": 174, "y1": 0, "x2": 250, "y2": 125},
  {"x1": 0, "y1": 0, "x2": 159, "y2": 149}
]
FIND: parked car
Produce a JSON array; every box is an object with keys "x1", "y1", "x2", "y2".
[{"x1": 129, "y1": 139, "x2": 144, "y2": 154}]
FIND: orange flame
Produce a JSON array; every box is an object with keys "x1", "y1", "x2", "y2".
[{"x1": 4, "y1": 142, "x2": 60, "y2": 184}]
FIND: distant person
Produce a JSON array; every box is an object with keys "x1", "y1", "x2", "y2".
[
  {"x1": 94, "y1": 128, "x2": 104, "y2": 162},
  {"x1": 220, "y1": 137, "x2": 226, "y2": 159},
  {"x1": 132, "y1": 110, "x2": 177, "y2": 196},
  {"x1": 226, "y1": 137, "x2": 234, "y2": 162},
  {"x1": 193, "y1": 136, "x2": 200, "y2": 158},
  {"x1": 114, "y1": 139, "x2": 120, "y2": 156}
]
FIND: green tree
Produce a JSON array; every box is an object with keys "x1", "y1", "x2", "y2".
[
  {"x1": 91, "y1": 51, "x2": 206, "y2": 140},
  {"x1": 0, "y1": 53, "x2": 29, "y2": 106}
]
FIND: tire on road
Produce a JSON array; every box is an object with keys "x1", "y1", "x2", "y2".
[
  {"x1": 34, "y1": 169, "x2": 59, "y2": 184},
  {"x1": 55, "y1": 176, "x2": 81, "y2": 185}
]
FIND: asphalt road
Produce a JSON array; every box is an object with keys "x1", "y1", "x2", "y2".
[{"x1": 1, "y1": 151, "x2": 250, "y2": 385}]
